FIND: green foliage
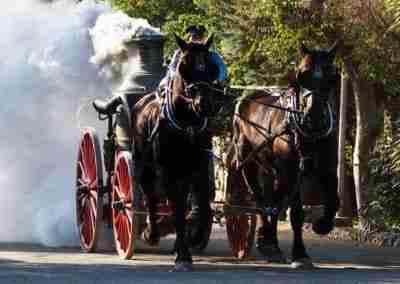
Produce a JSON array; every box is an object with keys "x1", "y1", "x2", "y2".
[
  {"x1": 366, "y1": 120, "x2": 400, "y2": 232},
  {"x1": 107, "y1": 0, "x2": 200, "y2": 28},
  {"x1": 387, "y1": 0, "x2": 400, "y2": 32}
]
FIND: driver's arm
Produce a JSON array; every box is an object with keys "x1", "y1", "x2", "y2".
[{"x1": 210, "y1": 51, "x2": 227, "y2": 83}]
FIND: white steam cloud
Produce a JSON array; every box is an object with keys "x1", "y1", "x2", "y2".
[
  {"x1": 0, "y1": 0, "x2": 110, "y2": 246},
  {"x1": 89, "y1": 12, "x2": 163, "y2": 90}
]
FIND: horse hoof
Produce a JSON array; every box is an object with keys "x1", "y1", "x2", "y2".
[
  {"x1": 291, "y1": 258, "x2": 314, "y2": 270},
  {"x1": 267, "y1": 253, "x2": 287, "y2": 264},
  {"x1": 171, "y1": 261, "x2": 193, "y2": 272},
  {"x1": 312, "y1": 217, "x2": 334, "y2": 235},
  {"x1": 256, "y1": 244, "x2": 287, "y2": 263}
]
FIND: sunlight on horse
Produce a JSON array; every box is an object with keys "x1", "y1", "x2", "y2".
[
  {"x1": 227, "y1": 40, "x2": 341, "y2": 269},
  {"x1": 130, "y1": 34, "x2": 219, "y2": 271}
]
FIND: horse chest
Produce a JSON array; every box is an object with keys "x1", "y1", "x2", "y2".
[{"x1": 156, "y1": 126, "x2": 204, "y2": 171}]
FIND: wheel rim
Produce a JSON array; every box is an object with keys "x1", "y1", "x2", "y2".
[
  {"x1": 226, "y1": 214, "x2": 256, "y2": 259},
  {"x1": 112, "y1": 152, "x2": 135, "y2": 259},
  {"x1": 76, "y1": 128, "x2": 103, "y2": 252}
]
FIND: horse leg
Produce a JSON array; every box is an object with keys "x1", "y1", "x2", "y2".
[
  {"x1": 168, "y1": 181, "x2": 193, "y2": 271},
  {"x1": 312, "y1": 137, "x2": 340, "y2": 235},
  {"x1": 141, "y1": 166, "x2": 160, "y2": 246},
  {"x1": 256, "y1": 212, "x2": 286, "y2": 263},
  {"x1": 188, "y1": 137, "x2": 213, "y2": 247},
  {"x1": 256, "y1": 164, "x2": 287, "y2": 263},
  {"x1": 312, "y1": 169, "x2": 340, "y2": 235},
  {"x1": 241, "y1": 161, "x2": 284, "y2": 262},
  {"x1": 189, "y1": 166, "x2": 212, "y2": 247},
  {"x1": 290, "y1": 188, "x2": 313, "y2": 269}
]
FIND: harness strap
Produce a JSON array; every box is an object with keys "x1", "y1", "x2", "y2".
[
  {"x1": 162, "y1": 81, "x2": 208, "y2": 133},
  {"x1": 235, "y1": 120, "x2": 289, "y2": 171}
]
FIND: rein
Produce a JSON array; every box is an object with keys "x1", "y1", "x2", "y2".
[
  {"x1": 206, "y1": 84, "x2": 304, "y2": 115},
  {"x1": 162, "y1": 80, "x2": 208, "y2": 134}
]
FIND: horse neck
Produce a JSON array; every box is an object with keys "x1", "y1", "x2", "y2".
[{"x1": 169, "y1": 74, "x2": 199, "y2": 125}]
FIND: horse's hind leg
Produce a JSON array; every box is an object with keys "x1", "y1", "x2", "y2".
[
  {"x1": 254, "y1": 168, "x2": 286, "y2": 263},
  {"x1": 241, "y1": 161, "x2": 284, "y2": 262},
  {"x1": 256, "y1": 212, "x2": 286, "y2": 263},
  {"x1": 290, "y1": 189, "x2": 313, "y2": 269}
]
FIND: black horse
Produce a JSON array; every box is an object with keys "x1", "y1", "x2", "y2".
[
  {"x1": 131, "y1": 35, "x2": 218, "y2": 271},
  {"x1": 227, "y1": 41, "x2": 340, "y2": 268}
]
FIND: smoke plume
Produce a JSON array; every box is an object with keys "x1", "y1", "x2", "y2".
[{"x1": 0, "y1": 0, "x2": 110, "y2": 246}]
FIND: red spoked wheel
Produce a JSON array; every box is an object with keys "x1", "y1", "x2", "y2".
[
  {"x1": 226, "y1": 214, "x2": 257, "y2": 259},
  {"x1": 112, "y1": 151, "x2": 138, "y2": 259},
  {"x1": 76, "y1": 127, "x2": 103, "y2": 253}
]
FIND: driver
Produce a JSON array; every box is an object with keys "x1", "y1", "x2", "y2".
[{"x1": 158, "y1": 24, "x2": 227, "y2": 96}]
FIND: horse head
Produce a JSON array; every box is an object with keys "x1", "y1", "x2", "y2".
[
  {"x1": 172, "y1": 34, "x2": 219, "y2": 122},
  {"x1": 293, "y1": 41, "x2": 340, "y2": 139}
]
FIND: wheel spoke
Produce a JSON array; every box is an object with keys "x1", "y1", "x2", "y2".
[
  {"x1": 79, "y1": 195, "x2": 88, "y2": 212},
  {"x1": 82, "y1": 135, "x2": 96, "y2": 182},
  {"x1": 88, "y1": 195, "x2": 98, "y2": 219},
  {"x1": 113, "y1": 183, "x2": 125, "y2": 201},
  {"x1": 124, "y1": 207, "x2": 133, "y2": 224},
  {"x1": 88, "y1": 177, "x2": 98, "y2": 190},
  {"x1": 83, "y1": 203, "x2": 93, "y2": 244},
  {"x1": 117, "y1": 160, "x2": 130, "y2": 198}
]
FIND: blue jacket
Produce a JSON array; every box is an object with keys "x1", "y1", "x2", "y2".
[{"x1": 166, "y1": 49, "x2": 227, "y2": 82}]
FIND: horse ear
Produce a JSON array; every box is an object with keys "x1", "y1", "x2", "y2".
[
  {"x1": 205, "y1": 34, "x2": 214, "y2": 49},
  {"x1": 328, "y1": 39, "x2": 341, "y2": 58},
  {"x1": 175, "y1": 33, "x2": 188, "y2": 51},
  {"x1": 299, "y1": 43, "x2": 310, "y2": 56}
]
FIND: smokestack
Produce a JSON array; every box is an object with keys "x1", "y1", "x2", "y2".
[{"x1": 118, "y1": 35, "x2": 165, "y2": 95}]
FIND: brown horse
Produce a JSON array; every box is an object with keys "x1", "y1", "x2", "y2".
[
  {"x1": 227, "y1": 41, "x2": 340, "y2": 268},
  {"x1": 130, "y1": 34, "x2": 219, "y2": 271}
]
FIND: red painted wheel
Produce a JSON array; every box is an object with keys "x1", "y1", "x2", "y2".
[
  {"x1": 112, "y1": 151, "x2": 138, "y2": 259},
  {"x1": 76, "y1": 127, "x2": 103, "y2": 253},
  {"x1": 226, "y1": 214, "x2": 256, "y2": 259}
]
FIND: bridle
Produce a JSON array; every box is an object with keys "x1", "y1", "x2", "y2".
[{"x1": 162, "y1": 73, "x2": 216, "y2": 135}]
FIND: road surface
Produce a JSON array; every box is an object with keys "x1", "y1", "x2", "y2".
[{"x1": 0, "y1": 223, "x2": 399, "y2": 284}]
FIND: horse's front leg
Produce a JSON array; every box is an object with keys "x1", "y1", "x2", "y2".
[
  {"x1": 167, "y1": 181, "x2": 192, "y2": 272},
  {"x1": 312, "y1": 169, "x2": 340, "y2": 235},
  {"x1": 189, "y1": 168, "x2": 212, "y2": 247},
  {"x1": 290, "y1": 187, "x2": 313, "y2": 269},
  {"x1": 312, "y1": 137, "x2": 340, "y2": 235}
]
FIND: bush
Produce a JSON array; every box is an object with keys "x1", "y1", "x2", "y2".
[{"x1": 366, "y1": 119, "x2": 400, "y2": 232}]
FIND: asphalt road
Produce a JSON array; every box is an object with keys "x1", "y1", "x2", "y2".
[{"x1": 1, "y1": 224, "x2": 400, "y2": 284}]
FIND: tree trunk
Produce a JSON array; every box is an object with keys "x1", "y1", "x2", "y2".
[
  {"x1": 337, "y1": 71, "x2": 351, "y2": 217},
  {"x1": 342, "y1": 56, "x2": 381, "y2": 228}
]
